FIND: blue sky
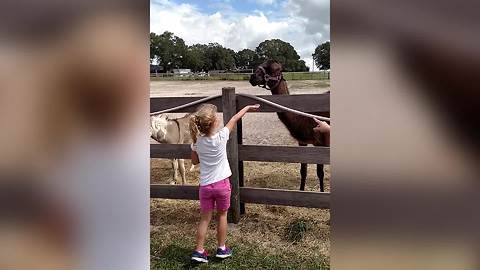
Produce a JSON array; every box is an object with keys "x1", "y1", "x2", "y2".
[
  {"x1": 150, "y1": 0, "x2": 330, "y2": 70},
  {"x1": 152, "y1": 0, "x2": 287, "y2": 16}
]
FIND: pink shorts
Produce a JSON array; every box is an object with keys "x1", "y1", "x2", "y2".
[{"x1": 199, "y1": 178, "x2": 231, "y2": 213}]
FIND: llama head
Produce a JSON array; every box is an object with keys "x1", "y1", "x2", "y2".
[
  {"x1": 249, "y1": 59, "x2": 283, "y2": 90},
  {"x1": 150, "y1": 114, "x2": 169, "y2": 142}
]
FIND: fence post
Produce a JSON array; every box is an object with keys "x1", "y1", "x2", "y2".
[
  {"x1": 222, "y1": 87, "x2": 241, "y2": 223},
  {"x1": 237, "y1": 117, "x2": 245, "y2": 215}
]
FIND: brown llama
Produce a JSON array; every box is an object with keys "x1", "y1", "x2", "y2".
[{"x1": 249, "y1": 59, "x2": 330, "y2": 191}]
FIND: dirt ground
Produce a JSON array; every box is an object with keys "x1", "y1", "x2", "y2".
[
  {"x1": 150, "y1": 80, "x2": 331, "y2": 268},
  {"x1": 150, "y1": 80, "x2": 330, "y2": 97}
]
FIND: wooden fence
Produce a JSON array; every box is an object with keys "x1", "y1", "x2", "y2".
[{"x1": 150, "y1": 87, "x2": 330, "y2": 223}]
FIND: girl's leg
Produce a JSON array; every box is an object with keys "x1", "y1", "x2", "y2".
[
  {"x1": 216, "y1": 210, "x2": 228, "y2": 247},
  {"x1": 195, "y1": 211, "x2": 213, "y2": 251}
]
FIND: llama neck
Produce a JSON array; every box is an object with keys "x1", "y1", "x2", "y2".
[
  {"x1": 270, "y1": 79, "x2": 289, "y2": 95},
  {"x1": 272, "y1": 80, "x2": 296, "y2": 127},
  {"x1": 270, "y1": 79, "x2": 322, "y2": 145}
]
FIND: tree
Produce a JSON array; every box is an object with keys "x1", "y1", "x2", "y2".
[
  {"x1": 150, "y1": 32, "x2": 315, "y2": 72},
  {"x1": 313, "y1": 41, "x2": 330, "y2": 70},
  {"x1": 226, "y1": 48, "x2": 237, "y2": 70},
  {"x1": 183, "y1": 45, "x2": 206, "y2": 72},
  {"x1": 255, "y1": 39, "x2": 308, "y2": 72},
  {"x1": 204, "y1": 43, "x2": 235, "y2": 71},
  {"x1": 149, "y1": 31, "x2": 187, "y2": 72},
  {"x1": 150, "y1": 32, "x2": 159, "y2": 63},
  {"x1": 295, "y1": 60, "x2": 310, "y2": 72},
  {"x1": 235, "y1": 49, "x2": 256, "y2": 70}
]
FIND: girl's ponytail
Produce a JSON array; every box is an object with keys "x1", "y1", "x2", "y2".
[{"x1": 189, "y1": 115, "x2": 200, "y2": 143}]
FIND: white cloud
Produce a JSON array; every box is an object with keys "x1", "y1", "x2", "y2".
[
  {"x1": 150, "y1": 2, "x2": 233, "y2": 46},
  {"x1": 284, "y1": 0, "x2": 330, "y2": 35},
  {"x1": 150, "y1": 0, "x2": 329, "y2": 71}
]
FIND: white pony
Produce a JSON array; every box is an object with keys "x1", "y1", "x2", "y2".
[{"x1": 150, "y1": 113, "x2": 195, "y2": 185}]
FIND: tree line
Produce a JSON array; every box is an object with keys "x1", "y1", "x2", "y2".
[{"x1": 150, "y1": 31, "x2": 330, "y2": 72}]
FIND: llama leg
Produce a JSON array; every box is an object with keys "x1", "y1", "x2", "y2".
[
  {"x1": 172, "y1": 159, "x2": 178, "y2": 185},
  {"x1": 317, "y1": 164, "x2": 325, "y2": 192},
  {"x1": 300, "y1": 163, "x2": 307, "y2": 190},
  {"x1": 179, "y1": 159, "x2": 186, "y2": 185},
  {"x1": 299, "y1": 142, "x2": 308, "y2": 191}
]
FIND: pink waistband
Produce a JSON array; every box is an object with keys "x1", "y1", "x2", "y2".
[{"x1": 201, "y1": 177, "x2": 230, "y2": 187}]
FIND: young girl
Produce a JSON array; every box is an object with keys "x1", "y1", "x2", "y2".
[{"x1": 189, "y1": 103, "x2": 260, "y2": 263}]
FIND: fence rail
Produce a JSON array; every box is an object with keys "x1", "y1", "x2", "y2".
[
  {"x1": 151, "y1": 144, "x2": 329, "y2": 164},
  {"x1": 151, "y1": 93, "x2": 329, "y2": 114},
  {"x1": 239, "y1": 145, "x2": 330, "y2": 164},
  {"x1": 150, "y1": 87, "x2": 330, "y2": 223},
  {"x1": 240, "y1": 187, "x2": 330, "y2": 208},
  {"x1": 150, "y1": 185, "x2": 330, "y2": 209}
]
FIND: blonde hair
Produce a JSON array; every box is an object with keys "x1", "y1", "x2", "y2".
[{"x1": 190, "y1": 104, "x2": 218, "y2": 143}]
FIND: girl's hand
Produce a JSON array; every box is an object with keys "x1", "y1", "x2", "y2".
[
  {"x1": 313, "y1": 118, "x2": 323, "y2": 125},
  {"x1": 313, "y1": 118, "x2": 330, "y2": 133},
  {"x1": 226, "y1": 104, "x2": 261, "y2": 131},
  {"x1": 246, "y1": 104, "x2": 260, "y2": 112}
]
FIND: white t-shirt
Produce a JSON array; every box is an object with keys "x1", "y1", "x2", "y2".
[{"x1": 192, "y1": 127, "x2": 232, "y2": 186}]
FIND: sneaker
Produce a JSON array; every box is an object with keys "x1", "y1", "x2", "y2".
[
  {"x1": 215, "y1": 246, "x2": 232, "y2": 259},
  {"x1": 191, "y1": 250, "x2": 208, "y2": 263}
]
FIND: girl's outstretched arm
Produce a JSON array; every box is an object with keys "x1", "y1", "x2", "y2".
[{"x1": 225, "y1": 104, "x2": 260, "y2": 132}]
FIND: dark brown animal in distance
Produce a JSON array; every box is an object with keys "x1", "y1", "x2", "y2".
[{"x1": 249, "y1": 59, "x2": 330, "y2": 191}]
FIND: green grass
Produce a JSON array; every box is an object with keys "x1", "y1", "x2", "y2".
[
  {"x1": 284, "y1": 219, "x2": 312, "y2": 243},
  {"x1": 151, "y1": 232, "x2": 329, "y2": 270},
  {"x1": 150, "y1": 72, "x2": 330, "y2": 81}
]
